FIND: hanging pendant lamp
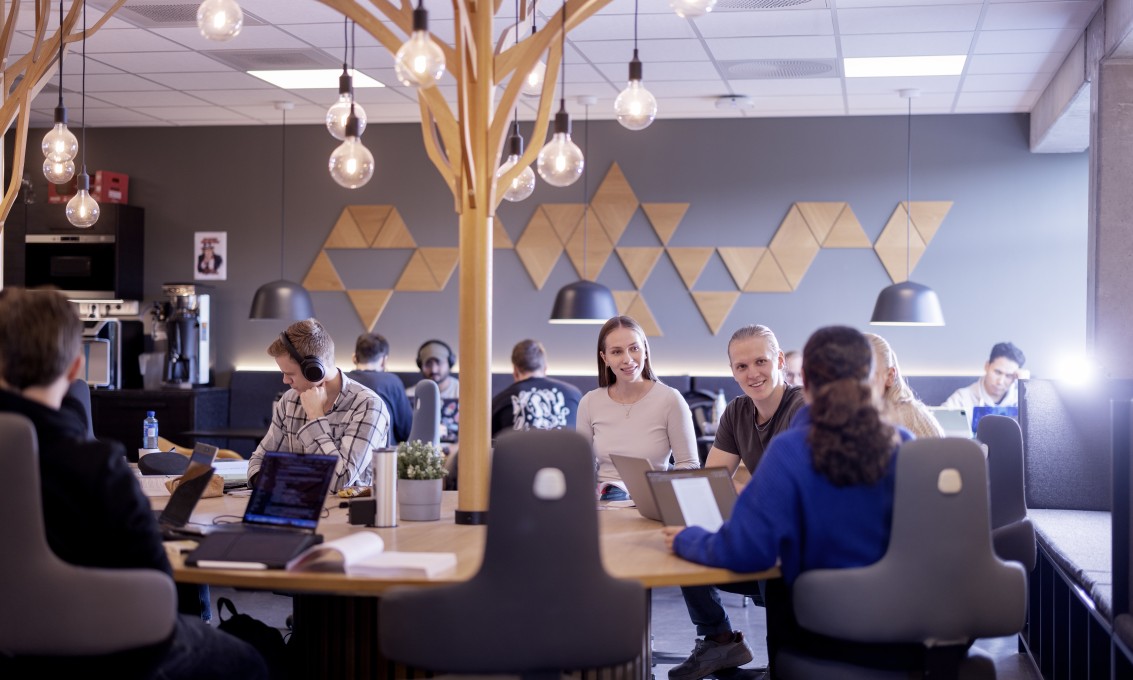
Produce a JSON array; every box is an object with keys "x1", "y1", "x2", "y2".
[
  {"x1": 870, "y1": 89, "x2": 944, "y2": 327},
  {"x1": 549, "y1": 96, "x2": 617, "y2": 324},
  {"x1": 250, "y1": 101, "x2": 315, "y2": 321}
]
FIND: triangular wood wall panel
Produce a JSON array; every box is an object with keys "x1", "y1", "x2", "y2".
[
  {"x1": 874, "y1": 204, "x2": 928, "y2": 282},
  {"x1": 514, "y1": 213, "x2": 564, "y2": 290},
  {"x1": 626, "y1": 294, "x2": 662, "y2": 337},
  {"x1": 302, "y1": 251, "x2": 345, "y2": 291},
  {"x1": 347, "y1": 290, "x2": 393, "y2": 331},
  {"x1": 541, "y1": 204, "x2": 586, "y2": 244},
  {"x1": 590, "y1": 163, "x2": 639, "y2": 244},
  {"x1": 642, "y1": 203, "x2": 688, "y2": 245},
  {"x1": 718, "y1": 247, "x2": 765, "y2": 290},
  {"x1": 494, "y1": 217, "x2": 514, "y2": 249},
  {"x1": 668, "y1": 247, "x2": 715, "y2": 290},
  {"x1": 349, "y1": 206, "x2": 392, "y2": 246},
  {"x1": 745, "y1": 251, "x2": 793, "y2": 292},
  {"x1": 396, "y1": 251, "x2": 442, "y2": 291},
  {"x1": 691, "y1": 292, "x2": 740, "y2": 335},
  {"x1": 371, "y1": 208, "x2": 417, "y2": 249},
  {"x1": 565, "y1": 208, "x2": 614, "y2": 280},
  {"x1": 420, "y1": 247, "x2": 459, "y2": 289},
  {"x1": 907, "y1": 201, "x2": 952, "y2": 245},
  {"x1": 768, "y1": 205, "x2": 821, "y2": 289},
  {"x1": 616, "y1": 247, "x2": 665, "y2": 289},
  {"x1": 822, "y1": 205, "x2": 871, "y2": 248},
  {"x1": 325, "y1": 210, "x2": 370, "y2": 249},
  {"x1": 797, "y1": 202, "x2": 846, "y2": 244}
]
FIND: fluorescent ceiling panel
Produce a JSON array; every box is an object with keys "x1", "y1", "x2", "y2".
[
  {"x1": 247, "y1": 69, "x2": 385, "y2": 89},
  {"x1": 844, "y1": 55, "x2": 966, "y2": 78}
]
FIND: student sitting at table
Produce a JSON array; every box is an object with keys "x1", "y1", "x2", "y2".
[
  {"x1": 0, "y1": 287, "x2": 268, "y2": 679},
  {"x1": 575, "y1": 315, "x2": 698, "y2": 501},
  {"x1": 864, "y1": 333, "x2": 944, "y2": 439},
  {"x1": 664, "y1": 325, "x2": 915, "y2": 672},
  {"x1": 667, "y1": 324, "x2": 805, "y2": 680},
  {"x1": 248, "y1": 319, "x2": 389, "y2": 493}
]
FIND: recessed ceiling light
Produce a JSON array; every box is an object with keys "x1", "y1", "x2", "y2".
[
  {"x1": 247, "y1": 69, "x2": 385, "y2": 89},
  {"x1": 843, "y1": 55, "x2": 966, "y2": 78}
]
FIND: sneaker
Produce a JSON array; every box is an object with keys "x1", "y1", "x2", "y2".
[{"x1": 668, "y1": 631, "x2": 754, "y2": 680}]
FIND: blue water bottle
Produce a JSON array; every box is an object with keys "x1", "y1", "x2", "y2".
[{"x1": 143, "y1": 411, "x2": 159, "y2": 450}]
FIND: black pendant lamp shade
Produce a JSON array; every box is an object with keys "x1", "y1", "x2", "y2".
[
  {"x1": 870, "y1": 280, "x2": 944, "y2": 326},
  {"x1": 250, "y1": 280, "x2": 315, "y2": 321},
  {"x1": 549, "y1": 280, "x2": 618, "y2": 324}
]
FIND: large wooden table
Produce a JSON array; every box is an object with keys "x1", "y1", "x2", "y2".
[{"x1": 161, "y1": 491, "x2": 778, "y2": 679}]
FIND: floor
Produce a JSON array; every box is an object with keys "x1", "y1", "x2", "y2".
[{"x1": 208, "y1": 584, "x2": 1042, "y2": 679}]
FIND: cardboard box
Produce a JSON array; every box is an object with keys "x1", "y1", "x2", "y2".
[{"x1": 46, "y1": 170, "x2": 129, "y2": 204}]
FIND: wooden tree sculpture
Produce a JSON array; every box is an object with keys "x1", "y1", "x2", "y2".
[
  {"x1": 0, "y1": 0, "x2": 125, "y2": 229},
  {"x1": 320, "y1": 0, "x2": 613, "y2": 523}
]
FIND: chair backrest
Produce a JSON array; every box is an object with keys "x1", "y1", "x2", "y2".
[
  {"x1": 792, "y1": 437, "x2": 1027, "y2": 646},
  {"x1": 407, "y1": 378, "x2": 440, "y2": 449},
  {"x1": 379, "y1": 429, "x2": 647, "y2": 676},
  {"x1": 0, "y1": 412, "x2": 177, "y2": 657},
  {"x1": 64, "y1": 378, "x2": 95, "y2": 440},
  {"x1": 977, "y1": 414, "x2": 1037, "y2": 571}
]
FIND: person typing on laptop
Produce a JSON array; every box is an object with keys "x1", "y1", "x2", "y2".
[
  {"x1": 248, "y1": 319, "x2": 390, "y2": 493},
  {"x1": 0, "y1": 287, "x2": 268, "y2": 679}
]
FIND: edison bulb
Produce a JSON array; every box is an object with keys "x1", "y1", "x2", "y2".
[
  {"x1": 394, "y1": 31, "x2": 445, "y2": 88},
  {"x1": 43, "y1": 158, "x2": 75, "y2": 185},
  {"x1": 42, "y1": 122, "x2": 78, "y2": 163},
  {"x1": 670, "y1": 0, "x2": 716, "y2": 18},
  {"x1": 326, "y1": 94, "x2": 367, "y2": 141},
  {"x1": 497, "y1": 155, "x2": 536, "y2": 202},
  {"x1": 329, "y1": 137, "x2": 375, "y2": 189},
  {"x1": 197, "y1": 0, "x2": 243, "y2": 41},
  {"x1": 520, "y1": 60, "x2": 546, "y2": 97},
  {"x1": 615, "y1": 79, "x2": 657, "y2": 130},
  {"x1": 66, "y1": 176, "x2": 100, "y2": 228},
  {"x1": 536, "y1": 132, "x2": 584, "y2": 188}
]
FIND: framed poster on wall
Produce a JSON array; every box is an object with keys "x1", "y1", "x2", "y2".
[{"x1": 194, "y1": 231, "x2": 227, "y2": 281}]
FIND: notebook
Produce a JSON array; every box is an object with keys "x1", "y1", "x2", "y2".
[
  {"x1": 184, "y1": 451, "x2": 337, "y2": 570},
  {"x1": 928, "y1": 407, "x2": 973, "y2": 439},
  {"x1": 608, "y1": 454, "x2": 664, "y2": 521},
  {"x1": 645, "y1": 467, "x2": 737, "y2": 531}
]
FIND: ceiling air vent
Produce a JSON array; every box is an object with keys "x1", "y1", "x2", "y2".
[
  {"x1": 720, "y1": 59, "x2": 837, "y2": 80},
  {"x1": 717, "y1": 0, "x2": 828, "y2": 9},
  {"x1": 201, "y1": 49, "x2": 341, "y2": 72},
  {"x1": 88, "y1": 1, "x2": 266, "y2": 28}
]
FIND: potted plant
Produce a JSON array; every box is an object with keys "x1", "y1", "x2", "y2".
[{"x1": 396, "y1": 439, "x2": 448, "y2": 521}]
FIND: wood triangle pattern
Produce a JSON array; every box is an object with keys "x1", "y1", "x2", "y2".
[
  {"x1": 616, "y1": 247, "x2": 665, "y2": 289},
  {"x1": 907, "y1": 201, "x2": 951, "y2": 245},
  {"x1": 626, "y1": 294, "x2": 662, "y2": 337},
  {"x1": 302, "y1": 251, "x2": 345, "y2": 291},
  {"x1": 325, "y1": 209, "x2": 370, "y2": 249},
  {"x1": 667, "y1": 247, "x2": 715, "y2": 290},
  {"x1": 796, "y1": 202, "x2": 846, "y2": 244},
  {"x1": 348, "y1": 206, "x2": 392, "y2": 246},
  {"x1": 395, "y1": 250, "x2": 442, "y2": 291},
  {"x1": 590, "y1": 163, "x2": 638, "y2": 244},
  {"x1": 494, "y1": 217, "x2": 514, "y2": 249},
  {"x1": 565, "y1": 208, "x2": 614, "y2": 280},
  {"x1": 541, "y1": 204, "x2": 586, "y2": 244},
  {"x1": 347, "y1": 290, "x2": 392, "y2": 331},
  {"x1": 371, "y1": 208, "x2": 417, "y2": 249},
  {"x1": 768, "y1": 205, "x2": 820, "y2": 289},
  {"x1": 822, "y1": 205, "x2": 871, "y2": 248},
  {"x1": 515, "y1": 210, "x2": 564, "y2": 289},
  {"x1": 419, "y1": 247, "x2": 459, "y2": 290},
  {"x1": 874, "y1": 204, "x2": 928, "y2": 282},
  {"x1": 642, "y1": 203, "x2": 688, "y2": 245},
  {"x1": 745, "y1": 251, "x2": 793, "y2": 292},
  {"x1": 718, "y1": 247, "x2": 766, "y2": 289},
  {"x1": 613, "y1": 290, "x2": 639, "y2": 315},
  {"x1": 691, "y1": 291, "x2": 740, "y2": 335}
]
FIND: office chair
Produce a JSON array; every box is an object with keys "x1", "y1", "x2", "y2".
[
  {"x1": 63, "y1": 378, "x2": 95, "y2": 440},
  {"x1": 976, "y1": 414, "x2": 1037, "y2": 572},
  {"x1": 408, "y1": 378, "x2": 441, "y2": 449},
  {"x1": 379, "y1": 429, "x2": 647, "y2": 679},
  {"x1": 775, "y1": 437, "x2": 1027, "y2": 680},
  {"x1": 0, "y1": 412, "x2": 177, "y2": 673}
]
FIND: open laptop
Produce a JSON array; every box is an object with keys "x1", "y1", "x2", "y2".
[
  {"x1": 154, "y1": 443, "x2": 219, "y2": 538},
  {"x1": 608, "y1": 454, "x2": 664, "y2": 521},
  {"x1": 928, "y1": 407, "x2": 973, "y2": 439},
  {"x1": 185, "y1": 451, "x2": 337, "y2": 569},
  {"x1": 645, "y1": 467, "x2": 737, "y2": 531}
]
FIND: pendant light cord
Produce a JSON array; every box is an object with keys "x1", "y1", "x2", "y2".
[
  {"x1": 56, "y1": 0, "x2": 64, "y2": 108},
  {"x1": 905, "y1": 96, "x2": 912, "y2": 281},
  {"x1": 559, "y1": 1, "x2": 566, "y2": 113},
  {"x1": 341, "y1": 16, "x2": 348, "y2": 70},
  {"x1": 79, "y1": 0, "x2": 86, "y2": 172},
  {"x1": 633, "y1": 0, "x2": 639, "y2": 50},
  {"x1": 582, "y1": 100, "x2": 589, "y2": 279},
  {"x1": 514, "y1": 0, "x2": 520, "y2": 131},
  {"x1": 280, "y1": 106, "x2": 287, "y2": 278}
]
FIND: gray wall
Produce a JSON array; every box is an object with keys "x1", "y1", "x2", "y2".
[{"x1": 18, "y1": 113, "x2": 1087, "y2": 383}]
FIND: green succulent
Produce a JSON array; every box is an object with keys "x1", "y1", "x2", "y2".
[{"x1": 396, "y1": 440, "x2": 448, "y2": 480}]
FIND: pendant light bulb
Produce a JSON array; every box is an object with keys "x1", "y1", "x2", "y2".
[
  {"x1": 328, "y1": 112, "x2": 375, "y2": 189},
  {"x1": 670, "y1": 0, "x2": 716, "y2": 18},
  {"x1": 497, "y1": 127, "x2": 536, "y2": 202},
  {"x1": 197, "y1": 0, "x2": 243, "y2": 41},
  {"x1": 43, "y1": 158, "x2": 76, "y2": 185},
  {"x1": 326, "y1": 73, "x2": 367, "y2": 140},
  {"x1": 394, "y1": 4, "x2": 445, "y2": 89},
  {"x1": 614, "y1": 55, "x2": 657, "y2": 130},
  {"x1": 42, "y1": 108, "x2": 78, "y2": 163},
  {"x1": 521, "y1": 59, "x2": 547, "y2": 97},
  {"x1": 66, "y1": 171, "x2": 99, "y2": 228},
  {"x1": 537, "y1": 104, "x2": 584, "y2": 188}
]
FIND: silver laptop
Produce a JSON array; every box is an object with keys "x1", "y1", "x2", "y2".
[
  {"x1": 608, "y1": 454, "x2": 664, "y2": 521},
  {"x1": 929, "y1": 407, "x2": 973, "y2": 438},
  {"x1": 646, "y1": 467, "x2": 738, "y2": 530}
]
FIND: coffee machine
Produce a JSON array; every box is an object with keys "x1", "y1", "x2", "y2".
[{"x1": 153, "y1": 283, "x2": 210, "y2": 386}]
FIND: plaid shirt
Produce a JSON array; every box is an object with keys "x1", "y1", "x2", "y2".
[{"x1": 248, "y1": 371, "x2": 389, "y2": 492}]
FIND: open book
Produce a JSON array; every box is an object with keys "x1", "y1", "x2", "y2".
[{"x1": 285, "y1": 532, "x2": 457, "y2": 579}]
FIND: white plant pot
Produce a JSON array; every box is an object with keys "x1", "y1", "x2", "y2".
[{"x1": 397, "y1": 478, "x2": 443, "y2": 521}]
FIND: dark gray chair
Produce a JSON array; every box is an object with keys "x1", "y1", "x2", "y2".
[
  {"x1": 63, "y1": 378, "x2": 95, "y2": 440},
  {"x1": 776, "y1": 437, "x2": 1027, "y2": 679},
  {"x1": 976, "y1": 414, "x2": 1037, "y2": 572},
  {"x1": 0, "y1": 413, "x2": 177, "y2": 661},
  {"x1": 408, "y1": 378, "x2": 440, "y2": 449},
  {"x1": 378, "y1": 429, "x2": 647, "y2": 679}
]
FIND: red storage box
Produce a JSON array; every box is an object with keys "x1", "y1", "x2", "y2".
[{"x1": 46, "y1": 170, "x2": 129, "y2": 204}]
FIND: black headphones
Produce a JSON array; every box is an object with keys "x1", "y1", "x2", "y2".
[
  {"x1": 280, "y1": 332, "x2": 326, "y2": 383},
  {"x1": 416, "y1": 339, "x2": 455, "y2": 370}
]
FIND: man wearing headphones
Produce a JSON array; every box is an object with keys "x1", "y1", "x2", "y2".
[
  {"x1": 416, "y1": 339, "x2": 459, "y2": 446},
  {"x1": 247, "y1": 319, "x2": 390, "y2": 493}
]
